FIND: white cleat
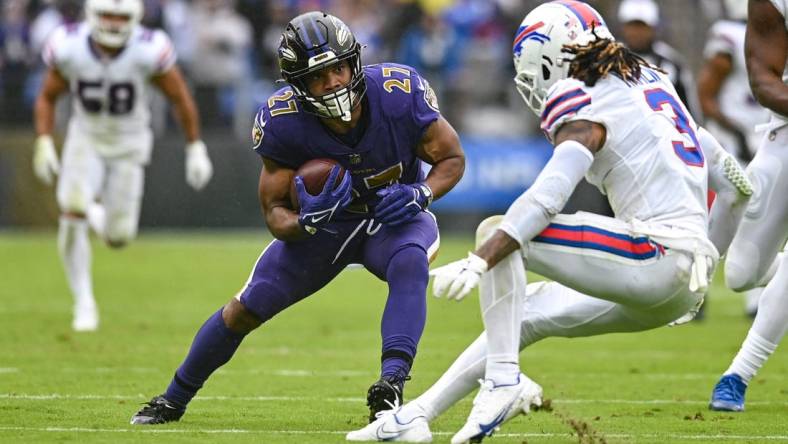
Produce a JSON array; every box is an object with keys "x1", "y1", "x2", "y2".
[
  {"x1": 346, "y1": 405, "x2": 432, "y2": 442},
  {"x1": 451, "y1": 373, "x2": 542, "y2": 444},
  {"x1": 72, "y1": 304, "x2": 99, "y2": 332}
]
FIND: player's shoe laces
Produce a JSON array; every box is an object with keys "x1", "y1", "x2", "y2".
[
  {"x1": 709, "y1": 374, "x2": 747, "y2": 412},
  {"x1": 130, "y1": 395, "x2": 186, "y2": 425},
  {"x1": 451, "y1": 373, "x2": 542, "y2": 444},
  {"x1": 346, "y1": 403, "x2": 432, "y2": 442},
  {"x1": 367, "y1": 375, "x2": 410, "y2": 423}
]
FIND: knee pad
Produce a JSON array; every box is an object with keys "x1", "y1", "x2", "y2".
[
  {"x1": 725, "y1": 243, "x2": 762, "y2": 292},
  {"x1": 57, "y1": 186, "x2": 90, "y2": 216},
  {"x1": 476, "y1": 215, "x2": 504, "y2": 248}
]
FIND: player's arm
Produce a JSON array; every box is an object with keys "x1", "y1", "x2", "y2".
[
  {"x1": 699, "y1": 126, "x2": 753, "y2": 256},
  {"x1": 258, "y1": 157, "x2": 309, "y2": 242},
  {"x1": 698, "y1": 52, "x2": 752, "y2": 160},
  {"x1": 474, "y1": 120, "x2": 604, "y2": 269},
  {"x1": 151, "y1": 66, "x2": 200, "y2": 142},
  {"x1": 32, "y1": 67, "x2": 69, "y2": 185},
  {"x1": 152, "y1": 66, "x2": 213, "y2": 190},
  {"x1": 415, "y1": 116, "x2": 465, "y2": 200},
  {"x1": 746, "y1": 0, "x2": 788, "y2": 116},
  {"x1": 34, "y1": 67, "x2": 68, "y2": 137}
]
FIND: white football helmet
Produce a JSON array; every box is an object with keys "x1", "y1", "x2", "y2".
[
  {"x1": 513, "y1": 0, "x2": 612, "y2": 115},
  {"x1": 85, "y1": 0, "x2": 143, "y2": 48}
]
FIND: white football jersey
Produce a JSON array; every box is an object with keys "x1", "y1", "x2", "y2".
[
  {"x1": 703, "y1": 20, "x2": 770, "y2": 149},
  {"x1": 768, "y1": 0, "x2": 788, "y2": 126},
  {"x1": 43, "y1": 22, "x2": 176, "y2": 158},
  {"x1": 540, "y1": 68, "x2": 708, "y2": 237}
]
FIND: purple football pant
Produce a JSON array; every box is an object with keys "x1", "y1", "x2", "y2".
[{"x1": 238, "y1": 212, "x2": 439, "y2": 373}]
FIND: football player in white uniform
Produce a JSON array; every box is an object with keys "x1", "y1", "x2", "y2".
[
  {"x1": 698, "y1": 0, "x2": 771, "y2": 317},
  {"x1": 33, "y1": 0, "x2": 213, "y2": 332},
  {"x1": 347, "y1": 1, "x2": 751, "y2": 442},
  {"x1": 709, "y1": 0, "x2": 788, "y2": 412}
]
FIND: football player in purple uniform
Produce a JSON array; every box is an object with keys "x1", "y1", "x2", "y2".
[{"x1": 130, "y1": 11, "x2": 465, "y2": 425}]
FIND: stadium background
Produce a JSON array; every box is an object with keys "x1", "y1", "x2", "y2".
[{"x1": 0, "y1": 0, "x2": 737, "y2": 230}]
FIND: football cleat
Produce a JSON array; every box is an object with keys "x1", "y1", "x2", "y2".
[
  {"x1": 130, "y1": 395, "x2": 186, "y2": 424},
  {"x1": 346, "y1": 404, "x2": 432, "y2": 442},
  {"x1": 367, "y1": 375, "x2": 409, "y2": 423},
  {"x1": 451, "y1": 373, "x2": 542, "y2": 444},
  {"x1": 72, "y1": 303, "x2": 99, "y2": 332},
  {"x1": 709, "y1": 374, "x2": 747, "y2": 412}
]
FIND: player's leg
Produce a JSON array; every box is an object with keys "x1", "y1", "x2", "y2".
[
  {"x1": 725, "y1": 127, "x2": 788, "y2": 292},
  {"x1": 452, "y1": 213, "x2": 701, "y2": 444},
  {"x1": 101, "y1": 158, "x2": 144, "y2": 248},
  {"x1": 361, "y1": 212, "x2": 439, "y2": 420},
  {"x1": 132, "y1": 224, "x2": 362, "y2": 424},
  {"x1": 711, "y1": 250, "x2": 788, "y2": 411},
  {"x1": 55, "y1": 132, "x2": 105, "y2": 331},
  {"x1": 710, "y1": 126, "x2": 788, "y2": 411},
  {"x1": 474, "y1": 216, "x2": 526, "y2": 386}
]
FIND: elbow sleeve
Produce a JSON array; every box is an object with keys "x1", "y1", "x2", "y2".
[{"x1": 499, "y1": 140, "x2": 594, "y2": 245}]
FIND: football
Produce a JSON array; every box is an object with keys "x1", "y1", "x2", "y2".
[{"x1": 290, "y1": 158, "x2": 346, "y2": 210}]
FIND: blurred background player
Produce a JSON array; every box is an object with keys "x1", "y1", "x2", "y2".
[
  {"x1": 617, "y1": 0, "x2": 701, "y2": 120},
  {"x1": 698, "y1": 0, "x2": 770, "y2": 318},
  {"x1": 32, "y1": 0, "x2": 213, "y2": 331},
  {"x1": 130, "y1": 11, "x2": 464, "y2": 425},
  {"x1": 709, "y1": 0, "x2": 788, "y2": 412},
  {"x1": 349, "y1": 1, "x2": 752, "y2": 442}
]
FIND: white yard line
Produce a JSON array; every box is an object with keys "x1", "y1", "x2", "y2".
[
  {"x1": 0, "y1": 426, "x2": 787, "y2": 441},
  {"x1": 1, "y1": 393, "x2": 787, "y2": 406}
]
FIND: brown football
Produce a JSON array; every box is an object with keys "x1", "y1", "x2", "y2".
[{"x1": 289, "y1": 158, "x2": 346, "y2": 211}]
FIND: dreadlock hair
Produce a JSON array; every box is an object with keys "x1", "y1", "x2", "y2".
[{"x1": 562, "y1": 29, "x2": 664, "y2": 87}]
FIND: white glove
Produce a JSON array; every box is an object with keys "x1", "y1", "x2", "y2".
[
  {"x1": 33, "y1": 135, "x2": 60, "y2": 186},
  {"x1": 185, "y1": 140, "x2": 213, "y2": 190},
  {"x1": 429, "y1": 252, "x2": 489, "y2": 301}
]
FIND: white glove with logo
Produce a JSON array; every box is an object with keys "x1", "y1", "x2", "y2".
[
  {"x1": 429, "y1": 252, "x2": 489, "y2": 301},
  {"x1": 33, "y1": 135, "x2": 60, "y2": 185},
  {"x1": 185, "y1": 140, "x2": 213, "y2": 190}
]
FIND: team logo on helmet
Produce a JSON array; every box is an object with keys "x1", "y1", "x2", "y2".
[
  {"x1": 279, "y1": 45, "x2": 297, "y2": 62},
  {"x1": 512, "y1": 22, "x2": 550, "y2": 58},
  {"x1": 332, "y1": 16, "x2": 350, "y2": 46}
]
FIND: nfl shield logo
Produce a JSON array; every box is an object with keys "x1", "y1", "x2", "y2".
[{"x1": 349, "y1": 154, "x2": 362, "y2": 165}]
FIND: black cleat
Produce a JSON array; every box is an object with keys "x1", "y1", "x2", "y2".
[
  {"x1": 366, "y1": 375, "x2": 409, "y2": 423},
  {"x1": 130, "y1": 395, "x2": 185, "y2": 425}
]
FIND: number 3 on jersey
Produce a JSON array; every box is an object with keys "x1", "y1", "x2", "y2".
[{"x1": 644, "y1": 88, "x2": 704, "y2": 167}]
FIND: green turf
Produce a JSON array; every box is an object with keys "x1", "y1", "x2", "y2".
[{"x1": 1, "y1": 231, "x2": 786, "y2": 443}]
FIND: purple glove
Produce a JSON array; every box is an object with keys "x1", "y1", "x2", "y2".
[
  {"x1": 374, "y1": 182, "x2": 433, "y2": 226},
  {"x1": 295, "y1": 165, "x2": 352, "y2": 234}
]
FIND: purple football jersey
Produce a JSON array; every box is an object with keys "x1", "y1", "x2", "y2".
[{"x1": 251, "y1": 63, "x2": 441, "y2": 219}]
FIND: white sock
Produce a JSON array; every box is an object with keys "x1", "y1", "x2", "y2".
[
  {"x1": 411, "y1": 333, "x2": 488, "y2": 421},
  {"x1": 744, "y1": 288, "x2": 762, "y2": 315},
  {"x1": 480, "y1": 253, "x2": 525, "y2": 385},
  {"x1": 724, "y1": 254, "x2": 788, "y2": 383},
  {"x1": 58, "y1": 216, "x2": 96, "y2": 310},
  {"x1": 86, "y1": 203, "x2": 107, "y2": 239},
  {"x1": 725, "y1": 330, "x2": 778, "y2": 384}
]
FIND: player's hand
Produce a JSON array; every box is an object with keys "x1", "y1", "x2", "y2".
[
  {"x1": 33, "y1": 135, "x2": 60, "y2": 186},
  {"x1": 429, "y1": 252, "x2": 489, "y2": 301},
  {"x1": 374, "y1": 183, "x2": 432, "y2": 226},
  {"x1": 295, "y1": 165, "x2": 352, "y2": 234},
  {"x1": 185, "y1": 140, "x2": 213, "y2": 190}
]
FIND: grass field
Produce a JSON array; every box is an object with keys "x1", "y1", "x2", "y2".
[{"x1": 1, "y1": 231, "x2": 787, "y2": 443}]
